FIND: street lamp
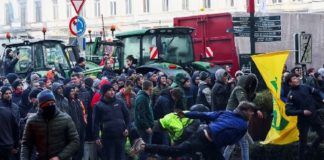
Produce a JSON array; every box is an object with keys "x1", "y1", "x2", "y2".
[
  {"x1": 6, "y1": 32, "x2": 11, "y2": 42},
  {"x1": 88, "y1": 30, "x2": 92, "y2": 42},
  {"x1": 42, "y1": 27, "x2": 47, "y2": 40},
  {"x1": 111, "y1": 24, "x2": 116, "y2": 38}
]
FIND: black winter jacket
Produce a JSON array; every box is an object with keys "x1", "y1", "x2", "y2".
[
  {"x1": 286, "y1": 85, "x2": 324, "y2": 121},
  {"x1": 21, "y1": 109, "x2": 80, "y2": 160},
  {"x1": 212, "y1": 80, "x2": 231, "y2": 111},
  {"x1": 0, "y1": 107, "x2": 19, "y2": 149},
  {"x1": 93, "y1": 97, "x2": 129, "y2": 139}
]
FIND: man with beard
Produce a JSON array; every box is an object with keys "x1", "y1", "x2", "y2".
[
  {"x1": 151, "y1": 74, "x2": 168, "y2": 107},
  {"x1": 21, "y1": 90, "x2": 80, "y2": 160},
  {"x1": 11, "y1": 79, "x2": 24, "y2": 105},
  {"x1": 0, "y1": 87, "x2": 20, "y2": 124},
  {"x1": 93, "y1": 84, "x2": 129, "y2": 160},
  {"x1": 134, "y1": 74, "x2": 144, "y2": 94},
  {"x1": 52, "y1": 82, "x2": 69, "y2": 112},
  {"x1": 0, "y1": 88, "x2": 19, "y2": 160}
]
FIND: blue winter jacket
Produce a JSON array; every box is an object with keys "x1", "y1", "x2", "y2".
[{"x1": 184, "y1": 111, "x2": 248, "y2": 148}]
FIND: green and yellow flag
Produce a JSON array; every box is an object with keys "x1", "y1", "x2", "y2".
[{"x1": 252, "y1": 51, "x2": 299, "y2": 145}]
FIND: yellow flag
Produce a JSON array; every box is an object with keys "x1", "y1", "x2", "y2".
[{"x1": 252, "y1": 51, "x2": 299, "y2": 145}]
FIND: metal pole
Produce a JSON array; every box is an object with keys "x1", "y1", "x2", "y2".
[{"x1": 250, "y1": 12, "x2": 255, "y2": 55}]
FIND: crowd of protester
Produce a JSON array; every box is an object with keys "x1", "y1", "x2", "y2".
[{"x1": 1, "y1": 52, "x2": 324, "y2": 160}]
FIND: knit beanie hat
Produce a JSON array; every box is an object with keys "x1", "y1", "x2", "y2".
[
  {"x1": 100, "y1": 84, "x2": 113, "y2": 95},
  {"x1": 29, "y1": 89, "x2": 43, "y2": 99},
  {"x1": 6, "y1": 73, "x2": 18, "y2": 85},
  {"x1": 37, "y1": 90, "x2": 56, "y2": 106},
  {"x1": 175, "y1": 73, "x2": 187, "y2": 85},
  {"x1": 199, "y1": 71, "x2": 210, "y2": 81},
  {"x1": 84, "y1": 77, "x2": 94, "y2": 88},
  {"x1": 30, "y1": 73, "x2": 40, "y2": 82}
]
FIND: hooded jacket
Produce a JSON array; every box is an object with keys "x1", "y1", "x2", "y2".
[
  {"x1": 226, "y1": 74, "x2": 258, "y2": 111},
  {"x1": 153, "y1": 88, "x2": 176, "y2": 120},
  {"x1": 212, "y1": 69, "x2": 231, "y2": 111},
  {"x1": 21, "y1": 109, "x2": 80, "y2": 160},
  {"x1": 190, "y1": 71, "x2": 200, "y2": 104},
  {"x1": 52, "y1": 83, "x2": 69, "y2": 113},
  {"x1": 116, "y1": 89, "x2": 136, "y2": 122},
  {"x1": 196, "y1": 81, "x2": 212, "y2": 108},
  {"x1": 134, "y1": 90, "x2": 154, "y2": 130},
  {"x1": 0, "y1": 99, "x2": 20, "y2": 124},
  {"x1": 184, "y1": 111, "x2": 248, "y2": 148}
]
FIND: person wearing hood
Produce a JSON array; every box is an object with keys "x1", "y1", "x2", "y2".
[
  {"x1": 151, "y1": 74, "x2": 169, "y2": 107},
  {"x1": 190, "y1": 71, "x2": 200, "y2": 104},
  {"x1": 21, "y1": 90, "x2": 80, "y2": 160},
  {"x1": 131, "y1": 101, "x2": 257, "y2": 160},
  {"x1": 224, "y1": 73, "x2": 263, "y2": 160},
  {"x1": 0, "y1": 87, "x2": 19, "y2": 159},
  {"x1": 51, "y1": 82, "x2": 69, "y2": 112},
  {"x1": 12, "y1": 79, "x2": 24, "y2": 105},
  {"x1": 212, "y1": 69, "x2": 231, "y2": 111},
  {"x1": 93, "y1": 84, "x2": 129, "y2": 160},
  {"x1": 151, "y1": 88, "x2": 184, "y2": 159},
  {"x1": 4, "y1": 49, "x2": 20, "y2": 75},
  {"x1": 63, "y1": 85, "x2": 87, "y2": 160},
  {"x1": 196, "y1": 71, "x2": 212, "y2": 109},
  {"x1": 172, "y1": 73, "x2": 189, "y2": 109}
]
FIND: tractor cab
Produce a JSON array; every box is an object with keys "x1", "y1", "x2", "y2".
[{"x1": 1, "y1": 40, "x2": 72, "y2": 78}]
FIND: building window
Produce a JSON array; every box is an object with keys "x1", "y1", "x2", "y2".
[
  {"x1": 126, "y1": 0, "x2": 132, "y2": 15},
  {"x1": 162, "y1": 0, "x2": 169, "y2": 11},
  {"x1": 95, "y1": 0, "x2": 101, "y2": 17},
  {"x1": 182, "y1": 0, "x2": 189, "y2": 10},
  {"x1": 110, "y1": 1, "x2": 117, "y2": 16},
  {"x1": 5, "y1": 3, "x2": 14, "y2": 25},
  {"x1": 35, "y1": 0, "x2": 42, "y2": 22},
  {"x1": 53, "y1": 0, "x2": 58, "y2": 20},
  {"x1": 143, "y1": 0, "x2": 150, "y2": 13},
  {"x1": 272, "y1": 0, "x2": 282, "y2": 3},
  {"x1": 20, "y1": 5, "x2": 26, "y2": 26},
  {"x1": 203, "y1": 0, "x2": 211, "y2": 8},
  {"x1": 66, "y1": 1, "x2": 71, "y2": 18},
  {"x1": 230, "y1": 0, "x2": 234, "y2": 7}
]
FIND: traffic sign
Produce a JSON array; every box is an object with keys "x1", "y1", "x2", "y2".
[
  {"x1": 234, "y1": 31, "x2": 281, "y2": 37},
  {"x1": 233, "y1": 27, "x2": 250, "y2": 33},
  {"x1": 255, "y1": 26, "x2": 281, "y2": 31},
  {"x1": 256, "y1": 37, "x2": 281, "y2": 42},
  {"x1": 69, "y1": 16, "x2": 87, "y2": 37},
  {"x1": 255, "y1": 16, "x2": 280, "y2": 21},
  {"x1": 299, "y1": 33, "x2": 312, "y2": 63},
  {"x1": 232, "y1": 17, "x2": 251, "y2": 22},
  {"x1": 233, "y1": 21, "x2": 250, "y2": 26},
  {"x1": 255, "y1": 21, "x2": 281, "y2": 27},
  {"x1": 71, "y1": 0, "x2": 85, "y2": 15}
]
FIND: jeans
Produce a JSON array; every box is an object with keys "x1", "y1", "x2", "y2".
[
  {"x1": 145, "y1": 130, "x2": 224, "y2": 160},
  {"x1": 223, "y1": 133, "x2": 250, "y2": 160},
  {"x1": 83, "y1": 141, "x2": 97, "y2": 160},
  {"x1": 137, "y1": 129, "x2": 153, "y2": 160},
  {"x1": 102, "y1": 137, "x2": 126, "y2": 160}
]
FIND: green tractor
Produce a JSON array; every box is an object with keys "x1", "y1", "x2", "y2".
[
  {"x1": 116, "y1": 27, "x2": 220, "y2": 77},
  {"x1": 1, "y1": 39, "x2": 73, "y2": 78}
]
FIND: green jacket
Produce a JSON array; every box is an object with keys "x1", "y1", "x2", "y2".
[
  {"x1": 159, "y1": 112, "x2": 193, "y2": 142},
  {"x1": 21, "y1": 110, "x2": 80, "y2": 160},
  {"x1": 135, "y1": 90, "x2": 154, "y2": 130},
  {"x1": 226, "y1": 74, "x2": 258, "y2": 111}
]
